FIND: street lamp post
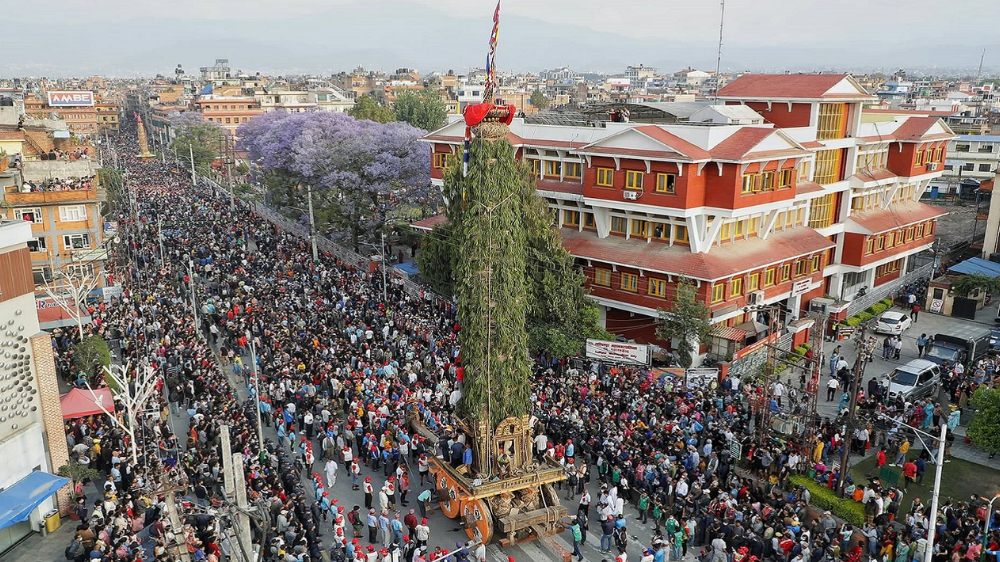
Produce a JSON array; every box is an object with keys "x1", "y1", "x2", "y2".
[
  {"x1": 876, "y1": 413, "x2": 947, "y2": 562},
  {"x1": 189, "y1": 143, "x2": 197, "y2": 187},
  {"x1": 306, "y1": 184, "x2": 318, "y2": 262},
  {"x1": 982, "y1": 493, "x2": 1000, "y2": 562},
  {"x1": 187, "y1": 259, "x2": 199, "y2": 333},
  {"x1": 246, "y1": 330, "x2": 265, "y2": 452}
]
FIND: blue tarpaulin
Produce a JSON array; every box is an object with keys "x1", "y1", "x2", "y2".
[
  {"x1": 394, "y1": 262, "x2": 419, "y2": 276},
  {"x1": 947, "y1": 257, "x2": 1000, "y2": 278},
  {"x1": 0, "y1": 471, "x2": 68, "y2": 529}
]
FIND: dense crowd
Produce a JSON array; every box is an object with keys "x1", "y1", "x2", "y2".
[
  {"x1": 20, "y1": 175, "x2": 96, "y2": 192},
  {"x1": 58, "y1": 126, "x2": 1000, "y2": 562}
]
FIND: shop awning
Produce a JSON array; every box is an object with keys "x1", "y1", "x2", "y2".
[
  {"x1": 60, "y1": 387, "x2": 115, "y2": 419},
  {"x1": 710, "y1": 326, "x2": 748, "y2": 342},
  {"x1": 0, "y1": 471, "x2": 69, "y2": 529}
]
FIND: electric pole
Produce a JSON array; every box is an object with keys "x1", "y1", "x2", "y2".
[{"x1": 838, "y1": 324, "x2": 868, "y2": 497}]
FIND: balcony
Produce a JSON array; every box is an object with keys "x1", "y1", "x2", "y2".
[{"x1": 4, "y1": 186, "x2": 98, "y2": 205}]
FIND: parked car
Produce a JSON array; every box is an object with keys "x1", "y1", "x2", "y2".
[
  {"x1": 874, "y1": 311, "x2": 912, "y2": 335},
  {"x1": 883, "y1": 359, "x2": 941, "y2": 401}
]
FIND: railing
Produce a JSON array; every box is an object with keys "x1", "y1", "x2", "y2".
[
  {"x1": 4, "y1": 187, "x2": 97, "y2": 204},
  {"x1": 844, "y1": 262, "x2": 933, "y2": 318}
]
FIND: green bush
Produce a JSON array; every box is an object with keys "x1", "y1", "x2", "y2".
[
  {"x1": 871, "y1": 302, "x2": 888, "y2": 315},
  {"x1": 857, "y1": 311, "x2": 873, "y2": 322},
  {"x1": 789, "y1": 475, "x2": 865, "y2": 526},
  {"x1": 882, "y1": 298, "x2": 893, "y2": 308},
  {"x1": 802, "y1": 343, "x2": 812, "y2": 350},
  {"x1": 844, "y1": 316, "x2": 862, "y2": 327},
  {"x1": 793, "y1": 345, "x2": 808, "y2": 356}
]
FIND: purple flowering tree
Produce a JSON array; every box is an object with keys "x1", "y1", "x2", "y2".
[
  {"x1": 238, "y1": 111, "x2": 433, "y2": 249},
  {"x1": 168, "y1": 111, "x2": 224, "y2": 169}
]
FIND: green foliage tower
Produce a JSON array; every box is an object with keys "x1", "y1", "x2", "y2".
[
  {"x1": 968, "y1": 387, "x2": 1000, "y2": 456},
  {"x1": 450, "y1": 123, "x2": 533, "y2": 431}
]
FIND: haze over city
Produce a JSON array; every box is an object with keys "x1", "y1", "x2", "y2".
[{"x1": 6, "y1": 0, "x2": 1000, "y2": 76}]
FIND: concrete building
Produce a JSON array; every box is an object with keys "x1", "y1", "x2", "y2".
[
  {"x1": 421, "y1": 74, "x2": 954, "y2": 348},
  {"x1": 94, "y1": 101, "x2": 121, "y2": 132},
  {"x1": 673, "y1": 68, "x2": 712, "y2": 91},
  {"x1": 24, "y1": 95, "x2": 99, "y2": 138},
  {"x1": 312, "y1": 88, "x2": 355, "y2": 113},
  {"x1": 0, "y1": 219, "x2": 70, "y2": 554},
  {"x1": 937, "y1": 134, "x2": 1000, "y2": 195},
  {"x1": 191, "y1": 94, "x2": 263, "y2": 136}
]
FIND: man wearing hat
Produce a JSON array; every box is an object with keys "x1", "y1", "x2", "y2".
[
  {"x1": 364, "y1": 477, "x2": 374, "y2": 509},
  {"x1": 366, "y1": 508, "x2": 378, "y2": 544}
]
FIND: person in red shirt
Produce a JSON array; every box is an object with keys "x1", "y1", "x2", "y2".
[
  {"x1": 902, "y1": 459, "x2": 917, "y2": 490},
  {"x1": 867, "y1": 449, "x2": 886, "y2": 477}
]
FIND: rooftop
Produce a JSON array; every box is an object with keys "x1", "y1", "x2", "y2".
[{"x1": 717, "y1": 73, "x2": 874, "y2": 101}]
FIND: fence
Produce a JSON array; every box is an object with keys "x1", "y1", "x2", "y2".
[
  {"x1": 845, "y1": 262, "x2": 933, "y2": 318},
  {"x1": 726, "y1": 331, "x2": 795, "y2": 383}
]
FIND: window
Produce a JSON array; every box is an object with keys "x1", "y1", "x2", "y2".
[
  {"x1": 980, "y1": 145, "x2": 994, "y2": 153},
  {"x1": 956, "y1": 144, "x2": 970, "y2": 152},
  {"x1": 593, "y1": 268, "x2": 612, "y2": 287},
  {"x1": 712, "y1": 283, "x2": 725, "y2": 303},
  {"x1": 596, "y1": 167, "x2": 614, "y2": 187},
  {"x1": 652, "y1": 223, "x2": 670, "y2": 240},
  {"x1": 741, "y1": 173, "x2": 758, "y2": 194},
  {"x1": 778, "y1": 169, "x2": 794, "y2": 189},
  {"x1": 876, "y1": 234, "x2": 886, "y2": 251},
  {"x1": 620, "y1": 272, "x2": 639, "y2": 292},
  {"x1": 432, "y1": 153, "x2": 447, "y2": 169},
  {"x1": 814, "y1": 149, "x2": 842, "y2": 185},
  {"x1": 761, "y1": 171, "x2": 774, "y2": 191},
  {"x1": 63, "y1": 233, "x2": 92, "y2": 250},
  {"x1": 885, "y1": 231, "x2": 894, "y2": 248},
  {"x1": 794, "y1": 259, "x2": 808, "y2": 277},
  {"x1": 14, "y1": 207, "x2": 43, "y2": 223},
  {"x1": 905, "y1": 227, "x2": 914, "y2": 242},
  {"x1": 625, "y1": 170, "x2": 644, "y2": 190},
  {"x1": 866, "y1": 237, "x2": 875, "y2": 254},
  {"x1": 544, "y1": 161, "x2": 562, "y2": 177},
  {"x1": 648, "y1": 278, "x2": 667, "y2": 298},
  {"x1": 980, "y1": 164, "x2": 992, "y2": 172},
  {"x1": 655, "y1": 173, "x2": 676, "y2": 194},
  {"x1": 631, "y1": 219, "x2": 649, "y2": 237},
  {"x1": 674, "y1": 225, "x2": 689, "y2": 244},
  {"x1": 527, "y1": 159, "x2": 540, "y2": 176},
  {"x1": 59, "y1": 205, "x2": 87, "y2": 222},
  {"x1": 764, "y1": 268, "x2": 776, "y2": 287},
  {"x1": 563, "y1": 210, "x2": 580, "y2": 226},
  {"x1": 963, "y1": 162, "x2": 975, "y2": 171},
  {"x1": 729, "y1": 277, "x2": 743, "y2": 298},
  {"x1": 610, "y1": 216, "x2": 627, "y2": 234},
  {"x1": 808, "y1": 194, "x2": 836, "y2": 229},
  {"x1": 564, "y1": 162, "x2": 582, "y2": 179},
  {"x1": 225, "y1": 117, "x2": 232, "y2": 124},
  {"x1": 780, "y1": 263, "x2": 792, "y2": 282},
  {"x1": 916, "y1": 223, "x2": 925, "y2": 238},
  {"x1": 32, "y1": 267, "x2": 52, "y2": 285},
  {"x1": 875, "y1": 259, "x2": 904, "y2": 278},
  {"x1": 748, "y1": 272, "x2": 760, "y2": 292},
  {"x1": 816, "y1": 103, "x2": 847, "y2": 140},
  {"x1": 720, "y1": 222, "x2": 732, "y2": 241},
  {"x1": 933, "y1": 148, "x2": 942, "y2": 162},
  {"x1": 584, "y1": 213, "x2": 595, "y2": 228},
  {"x1": 811, "y1": 255, "x2": 822, "y2": 272},
  {"x1": 915, "y1": 150, "x2": 924, "y2": 166},
  {"x1": 26, "y1": 237, "x2": 47, "y2": 252},
  {"x1": 66, "y1": 263, "x2": 95, "y2": 278}
]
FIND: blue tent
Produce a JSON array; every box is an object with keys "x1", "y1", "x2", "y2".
[
  {"x1": 394, "y1": 262, "x2": 419, "y2": 276},
  {"x1": 0, "y1": 471, "x2": 69, "y2": 530},
  {"x1": 947, "y1": 257, "x2": 1000, "y2": 278}
]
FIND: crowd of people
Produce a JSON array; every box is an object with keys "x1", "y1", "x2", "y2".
[
  {"x1": 57, "y1": 124, "x2": 1000, "y2": 562},
  {"x1": 19, "y1": 175, "x2": 96, "y2": 192}
]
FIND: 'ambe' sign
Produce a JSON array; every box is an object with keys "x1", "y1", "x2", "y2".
[{"x1": 47, "y1": 91, "x2": 95, "y2": 107}]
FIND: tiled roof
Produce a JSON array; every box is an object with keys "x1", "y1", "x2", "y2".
[
  {"x1": 890, "y1": 116, "x2": 947, "y2": 141},
  {"x1": 535, "y1": 179, "x2": 584, "y2": 196},
  {"x1": 794, "y1": 181, "x2": 825, "y2": 196},
  {"x1": 851, "y1": 169, "x2": 897, "y2": 182},
  {"x1": 575, "y1": 146, "x2": 693, "y2": 161},
  {"x1": 560, "y1": 227, "x2": 835, "y2": 281},
  {"x1": 717, "y1": 74, "x2": 871, "y2": 99},
  {"x1": 410, "y1": 214, "x2": 447, "y2": 232},
  {"x1": 865, "y1": 109, "x2": 955, "y2": 117},
  {"x1": 800, "y1": 141, "x2": 825, "y2": 149},
  {"x1": 708, "y1": 128, "x2": 774, "y2": 160},
  {"x1": 711, "y1": 326, "x2": 749, "y2": 342},
  {"x1": 0, "y1": 131, "x2": 26, "y2": 141},
  {"x1": 845, "y1": 202, "x2": 947, "y2": 235},
  {"x1": 634, "y1": 126, "x2": 713, "y2": 160}
]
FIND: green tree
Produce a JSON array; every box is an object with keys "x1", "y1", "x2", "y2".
[
  {"x1": 393, "y1": 89, "x2": 448, "y2": 131},
  {"x1": 656, "y1": 277, "x2": 712, "y2": 368},
  {"x1": 968, "y1": 387, "x2": 1000, "y2": 456},
  {"x1": 168, "y1": 111, "x2": 223, "y2": 171},
  {"x1": 530, "y1": 89, "x2": 550, "y2": 110},
  {"x1": 449, "y1": 130, "x2": 532, "y2": 428},
  {"x1": 951, "y1": 273, "x2": 1000, "y2": 298},
  {"x1": 348, "y1": 95, "x2": 396, "y2": 124},
  {"x1": 73, "y1": 334, "x2": 110, "y2": 381}
]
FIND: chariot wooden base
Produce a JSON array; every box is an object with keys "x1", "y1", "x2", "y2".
[{"x1": 427, "y1": 457, "x2": 568, "y2": 545}]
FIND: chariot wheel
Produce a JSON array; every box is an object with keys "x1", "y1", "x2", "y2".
[{"x1": 461, "y1": 498, "x2": 494, "y2": 544}]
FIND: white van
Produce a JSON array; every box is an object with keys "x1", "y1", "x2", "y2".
[{"x1": 883, "y1": 359, "x2": 941, "y2": 401}]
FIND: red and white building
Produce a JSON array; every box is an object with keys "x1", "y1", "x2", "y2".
[{"x1": 419, "y1": 74, "x2": 955, "y2": 349}]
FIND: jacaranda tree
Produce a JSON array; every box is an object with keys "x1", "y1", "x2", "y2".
[{"x1": 238, "y1": 111, "x2": 433, "y2": 249}]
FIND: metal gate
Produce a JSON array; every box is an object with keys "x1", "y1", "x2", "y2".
[{"x1": 952, "y1": 297, "x2": 978, "y2": 320}]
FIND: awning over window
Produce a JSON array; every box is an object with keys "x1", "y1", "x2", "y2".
[
  {"x1": 0, "y1": 471, "x2": 69, "y2": 529},
  {"x1": 710, "y1": 326, "x2": 748, "y2": 342}
]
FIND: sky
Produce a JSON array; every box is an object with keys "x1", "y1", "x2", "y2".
[{"x1": 4, "y1": 0, "x2": 1000, "y2": 77}]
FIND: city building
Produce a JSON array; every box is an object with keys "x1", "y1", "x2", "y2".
[
  {"x1": 673, "y1": 68, "x2": 712, "y2": 91},
  {"x1": 191, "y1": 89, "x2": 263, "y2": 136},
  {"x1": 1, "y1": 169, "x2": 106, "y2": 311},
  {"x1": 0, "y1": 218, "x2": 71, "y2": 554},
  {"x1": 95, "y1": 101, "x2": 120, "y2": 131},
  {"x1": 24, "y1": 93, "x2": 100, "y2": 138},
  {"x1": 421, "y1": 74, "x2": 954, "y2": 351},
  {"x1": 936, "y1": 134, "x2": 1000, "y2": 195},
  {"x1": 312, "y1": 88, "x2": 355, "y2": 113},
  {"x1": 256, "y1": 90, "x2": 316, "y2": 113}
]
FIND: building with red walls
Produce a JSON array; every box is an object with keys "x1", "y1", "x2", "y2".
[{"x1": 419, "y1": 74, "x2": 955, "y2": 350}]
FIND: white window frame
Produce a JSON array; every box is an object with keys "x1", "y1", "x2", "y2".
[
  {"x1": 59, "y1": 205, "x2": 88, "y2": 222},
  {"x1": 63, "y1": 233, "x2": 92, "y2": 250},
  {"x1": 14, "y1": 207, "x2": 43, "y2": 223},
  {"x1": 65, "y1": 263, "x2": 96, "y2": 279},
  {"x1": 26, "y1": 237, "x2": 47, "y2": 252}
]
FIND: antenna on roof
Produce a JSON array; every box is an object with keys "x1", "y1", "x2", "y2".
[{"x1": 713, "y1": 0, "x2": 726, "y2": 103}]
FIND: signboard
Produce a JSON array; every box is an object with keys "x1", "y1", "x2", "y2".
[
  {"x1": 685, "y1": 368, "x2": 720, "y2": 389},
  {"x1": 733, "y1": 331, "x2": 780, "y2": 360},
  {"x1": 585, "y1": 338, "x2": 650, "y2": 365},
  {"x1": 929, "y1": 299, "x2": 944, "y2": 314},
  {"x1": 47, "y1": 91, "x2": 95, "y2": 107},
  {"x1": 102, "y1": 285, "x2": 123, "y2": 300},
  {"x1": 729, "y1": 441, "x2": 742, "y2": 460},
  {"x1": 791, "y1": 279, "x2": 812, "y2": 297},
  {"x1": 36, "y1": 297, "x2": 90, "y2": 328}
]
